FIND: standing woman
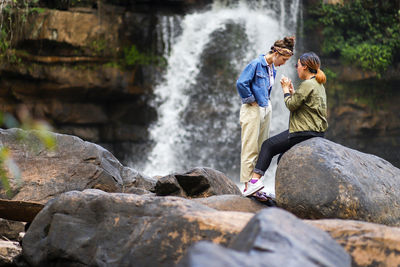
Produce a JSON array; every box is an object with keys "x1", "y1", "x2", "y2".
[
  {"x1": 245, "y1": 52, "x2": 328, "y2": 196},
  {"x1": 237, "y1": 36, "x2": 295, "y2": 195}
]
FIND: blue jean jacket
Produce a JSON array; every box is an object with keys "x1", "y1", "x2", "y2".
[{"x1": 236, "y1": 54, "x2": 276, "y2": 107}]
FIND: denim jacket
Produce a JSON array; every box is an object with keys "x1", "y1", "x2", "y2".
[{"x1": 236, "y1": 54, "x2": 276, "y2": 107}]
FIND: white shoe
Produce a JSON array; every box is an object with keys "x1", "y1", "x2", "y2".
[{"x1": 242, "y1": 178, "x2": 264, "y2": 197}]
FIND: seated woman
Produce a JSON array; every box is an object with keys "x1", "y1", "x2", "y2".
[{"x1": 243, "y1": 52, "x2": 328, "y2": 197}]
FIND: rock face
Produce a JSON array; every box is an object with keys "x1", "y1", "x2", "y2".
[
  {"x1": 194, "y1": 195, "x2": 266, "y2": 213},
  {"x1": 276, "y1": 138, "x2": 400, "y2": 226},
  {"x1": 307, "y1": 219, "x2": 400, "y2": 267},
  {"x1": 22, "y1": 189, "x2": 253, "y2": 267},
  {"x1": 179, "y1": 208, "x2": 351, "y2": 267},
  {"x1": 0, "y1": 128, "x2": 154, "y2": 204},
  {"x1": 0, "y1": 218, "x2": 25, "y2": 241},
  {"x1": 155, "y1": 167, "x2": 241, "y2": 198},
  {"x1": 0, "y1": 5, "x2": 159, "y2": 161}
]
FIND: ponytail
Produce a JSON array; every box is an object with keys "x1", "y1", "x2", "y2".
[
  {"x1": 316, "y1": 68, "x2": 326, "y2": 84},
  {"x1": 299, "y1": 52, "x2": 327, "y2": 84}
]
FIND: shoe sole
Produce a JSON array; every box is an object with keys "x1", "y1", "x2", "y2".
[{"x1": 242, "y1": 184, "x2": 264, "y2": 197}]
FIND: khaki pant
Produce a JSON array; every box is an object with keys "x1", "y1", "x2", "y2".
[{"x1": 239, "y1": 102, "x2": 272, "y2": 183}]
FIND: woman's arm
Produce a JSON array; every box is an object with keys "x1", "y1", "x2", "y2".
[
  {"x1": 236, "y1": 63, "x2": 256, "y2": 104},
  {"x1": 282, "y1": 80, "x2": 311, "y2": 112}
]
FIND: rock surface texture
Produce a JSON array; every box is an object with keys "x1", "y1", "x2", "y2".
[
  {"x1": 308, "y1": 219, "x2": 400, "y2": 267},
  {"x1": 0, "y1": 240, "x2": 22, "y2": 266},
  {"x1": 0, "y1": 128, "x2": 154, "y2": 204},
  {"x1": 276, "y1": 138, "x2": 400, "y2": 226},
  {"x1": 179, "y1": 208, "x2": 351, "y2": 267},
  {"x1": 155, "y1": 167, "x2": 241, "y2": 198},
  {"x1": 22, "y1": 189, "x2": 252, "y2": 267},
  {"x1": 194, "y1": 194, "x2": 267, "y2": 213}
]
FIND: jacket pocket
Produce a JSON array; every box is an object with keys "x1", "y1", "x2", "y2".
[{"x1": 255, "y1": 72, "x2": 267, "y2": 88}]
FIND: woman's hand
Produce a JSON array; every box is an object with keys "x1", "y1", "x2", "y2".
[
  {"x1": 288, "y1": 82, "x2": 294, "y2": 94},
  {"x1": 280, "y1": 76, "x2": 293, "y2": 94}
]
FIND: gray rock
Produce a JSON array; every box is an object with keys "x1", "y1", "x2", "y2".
[
  {"x1": 155, "y1": 167, "x2": 241, "y2": 198},
  {"x1": 0, "y1": 218, "x2": 25, "y2": 241},
  {"x1": 22, "y1": 189, "x2": 252, "y2": 266},
  {"x1": 0, "y1": 128, "x2": 151, "y2": 204},
  {"x1": 178, "y1": 241, "x2": 248, "y2": 267},
  {"x1": 180, "y1": 208, "x2": 351, "y2": 267},
  {"x1": 276, "y1": 138, "x2": 400, "y2": 226}
]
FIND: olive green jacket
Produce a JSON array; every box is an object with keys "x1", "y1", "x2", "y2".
[{"x1": 284, "y1": 77, "x2": 328, "y2": 134}]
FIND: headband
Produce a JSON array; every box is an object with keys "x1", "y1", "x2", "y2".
[{"x1": 273, "y1": 46, "x2": 294, "y2": 56}]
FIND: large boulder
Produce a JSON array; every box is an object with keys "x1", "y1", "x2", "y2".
[
  {"x1": 276, "y1": 138, "x2": 400, "y2": 226},
  {"x1": 307, "y1": 219, "x2": 400, "y2": 267},
  {"x1": 22, "y1": 189, "x2": 253, "y2": 266},
  {"x1": 179, "y1": 208, "x2": 351, "y2": 267},
  {"x1": 0, "y1": 128, "x2": 154, "y2": 204},
  {"x1": 155, "y1": 167, "x2": 241, "y2": 198}
]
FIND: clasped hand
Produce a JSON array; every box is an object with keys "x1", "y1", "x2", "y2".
[{"x1": 280, "y1": 75, "x2": 294, "y2": 94}]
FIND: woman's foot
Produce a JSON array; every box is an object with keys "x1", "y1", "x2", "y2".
[{"x1": 242, "y1": 178, "x2": 264, "y2": 197}]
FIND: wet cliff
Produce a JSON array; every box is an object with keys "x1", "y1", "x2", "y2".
[{"x1": 0, "y1": 0, "x2": 213, "y2": 160}]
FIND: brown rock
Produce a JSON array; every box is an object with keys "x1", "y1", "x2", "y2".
[
  {"x1": 0, "y1": 199, "x2": 43, "y2": 223},
  {"x1": 307, "y1": 219, "x2": 400, "y2": 267},
  {"x1": 194, "y1": 195, "x2": 266, "y2": 213},
  {"x1": 24, "y1": 9, "x2": 120, "y2": 50}
]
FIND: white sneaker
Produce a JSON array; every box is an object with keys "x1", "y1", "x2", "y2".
[{"x1": 243, "y1": 178, "x2": 264, "y2": 197}]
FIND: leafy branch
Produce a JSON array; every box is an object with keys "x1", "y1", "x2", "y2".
[{"x1": 309, "y1": 0, "x2": 400, "y2": 77}]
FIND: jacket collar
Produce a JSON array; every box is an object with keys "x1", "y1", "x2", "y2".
[{"x1": 260, "y1": 54, "x2": 275, "y2": 70}]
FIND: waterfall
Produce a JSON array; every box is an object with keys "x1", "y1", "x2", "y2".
[{"x1": 141, "y1": 0, "x2": 301, "y2": 194}]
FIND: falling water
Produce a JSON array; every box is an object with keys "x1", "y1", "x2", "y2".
[{"x1": 141, "y1": 0, "x2": 300, "y2": 194}]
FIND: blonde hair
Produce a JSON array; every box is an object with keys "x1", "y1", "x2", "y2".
[{"x1": 299, "y1": 52, "x2": 326, "y2": 84}]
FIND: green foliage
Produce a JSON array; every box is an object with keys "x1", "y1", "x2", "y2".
[
  {"x1": 323, "y1": 67, "x2": 337, "y2": 81},
  {"x1": 123, "y1": 45, "x2": 152, "y2": 67},
  {"x1": 122, "y1": 45, "x2": 166, "y2": 69},
  {"x1": 0, "y1": 0, "x2": 44, "y2": 63},
  {"x1": 0, "y1": 28, "x2": 10, "y2": 61},
  {"x1": 0, "y1": 147, "x2": 20, "y2": 198},
  {"x1": 0, "y1": 110, "x2": 56, "y2": 197},
  {"x1": 91, "y1": 39, "x2": 108, "y2": 56},
  {"x1": 310, "y1": 0, "x2": 400, "y2": 77}
]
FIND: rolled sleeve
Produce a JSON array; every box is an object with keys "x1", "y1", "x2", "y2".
[{"x1": 241, "y1": 95, "x2": 256, "y2": 104}]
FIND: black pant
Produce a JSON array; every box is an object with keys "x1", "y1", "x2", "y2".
[{"x1": 253, "y1": 130, "x2": 319, "y2": 175}]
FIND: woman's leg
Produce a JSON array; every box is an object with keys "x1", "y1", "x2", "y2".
[
  {"x1": 253, "y1": 130, "x2": 292, "y2": 176},
  {"x1": 276, "y1": 135, "x2": 321, "y2": 164},
  {"x1": 243, "y1": 130, "x2": 291, "y2": 196},
  {"x1": 239, "y1": 104, "x2": 261, "y2": 183}
]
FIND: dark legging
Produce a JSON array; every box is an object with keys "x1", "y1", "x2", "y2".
[{"x1": 253, "y1": 130, "x2": 319, "y2": 175}]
